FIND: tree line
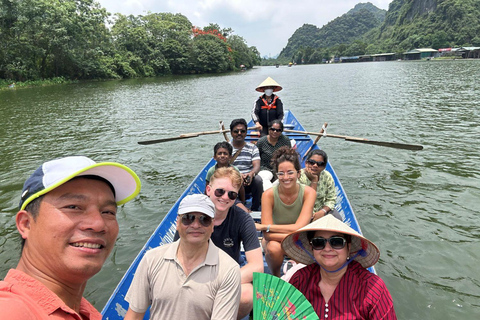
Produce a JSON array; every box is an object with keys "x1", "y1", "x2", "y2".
[{"x1": 0, "y1": 0, "x2": 261, "y2": 82}]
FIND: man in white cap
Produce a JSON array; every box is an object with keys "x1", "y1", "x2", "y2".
[
  {"x1": 0, "y1": 156, "x2": 141, "y2": 320},
  {"x1": 252, "y1": 76, "x2": 284, "y2": 136},
  {"x1": 124, "y1": 194, "x2": 241, "y2": 320}
]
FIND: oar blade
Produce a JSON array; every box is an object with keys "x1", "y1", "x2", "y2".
[{"x1": 344, "y1": 137, "x2": 423, "y2": 150}]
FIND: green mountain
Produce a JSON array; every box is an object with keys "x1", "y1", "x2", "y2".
[
  {"x1": 348, "y1": 2, "x2": 387, "y2": 21},
  {"x1": 274, "y1": 0, "x2": 480, "y2": 63},
  {"x1": 279, "y1": 2, "x2": 386, "y2": 58},
  {"x1": 367, "y1": 0, "x2": 480, "y2": 52}
]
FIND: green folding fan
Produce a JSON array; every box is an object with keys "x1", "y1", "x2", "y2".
[{"x1": 253, "y1": 272, "x2": 319, "y2": 320}]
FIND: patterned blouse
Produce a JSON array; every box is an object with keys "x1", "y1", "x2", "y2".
[{"x1": 298, "y1": 169, "x2": 336, "y2": 212}]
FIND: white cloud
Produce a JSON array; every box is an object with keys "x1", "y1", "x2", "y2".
[{"x1": 96, "y1": 0, "x2": 393, "y2": 56}]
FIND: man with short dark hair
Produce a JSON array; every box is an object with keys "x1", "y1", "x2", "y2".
[
  {"x1": 124, "y1": 194, "x2": 241, "y2": 320},
  {"x1": 0, "y1": 156, "x2": 141, "y2": 320},
  {"x1": 229, "y1": 118, "x2": 263, "y2": 211}
]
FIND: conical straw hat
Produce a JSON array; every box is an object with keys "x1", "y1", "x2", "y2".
[
  {"x1": 256, "y1": 77, "x2": 282, "y2": 92},
  {"x1": 281, "y1": 215, "x2": 380, "y2": 268}
]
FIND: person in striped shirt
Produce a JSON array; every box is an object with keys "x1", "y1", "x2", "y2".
[{"x1": 282, "y1": 215, "x2": 397, "y2": 319}]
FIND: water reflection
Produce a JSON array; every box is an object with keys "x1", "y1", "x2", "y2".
[{"x1": 1, "y1": 61, "x2": 479, "y2": 318}]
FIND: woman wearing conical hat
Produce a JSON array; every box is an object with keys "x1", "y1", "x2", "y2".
[
  {"x1": 281, "y1": 215, "x2": 397, "y2": 319},
  {"x1": 251, "y1": 77, "x2": 284, "y2": 136}
]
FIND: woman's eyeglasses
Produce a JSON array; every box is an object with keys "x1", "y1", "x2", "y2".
[
  {"x1": 306, "y1": 159, "x2": 326, "y2": 167},
  {"x1": 276, "y1": 170, "x2": 297, "y2": 178},
  {"x1": 214, "y1": 188, "x2": 238, "y2": 200},
  {"x1": 310, "y1": 236, "x2": 347, "y2": 250},
  {"x1": 181, "y1": 214, "x2": 213, "y2": 227},
  {"x1": 232, "y1": 129, "x2": 246, "y2": 134},
  {"x1": 269, "y1": 128, "x2": 282, "y2": 132}
]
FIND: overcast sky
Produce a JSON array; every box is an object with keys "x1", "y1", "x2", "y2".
[{"x1": 96, "y1": 0, "x2": 393, "y2": 57}]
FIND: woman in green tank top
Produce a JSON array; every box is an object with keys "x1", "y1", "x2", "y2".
[{"x1": 255, "y1": 146, "x2": 316, "y2": 277}]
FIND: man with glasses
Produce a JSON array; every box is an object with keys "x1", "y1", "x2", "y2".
[
  {"x1": 229, "y1": 118, "x2": 263, "y2": 211},
  {"x1": 124, "y1": 194, "x2": 241, "y2": 320}
]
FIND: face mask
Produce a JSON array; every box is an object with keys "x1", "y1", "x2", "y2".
[{"x1": 264, "y1": 89, "x2": 273, "y2": 96}]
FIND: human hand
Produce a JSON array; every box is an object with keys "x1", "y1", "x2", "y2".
[
  {"x1": 243, "y1": 173, "x2": 252, "y2": 186},
  {"x1": 255, "y1": 122, "x2": 262, "y2": 131},
  {"x1": 304, "y1": 167, "x2": 319, "y2": 181},
  {"x1": 312, "y1": 209, "x2": 327, "y2": 221}
]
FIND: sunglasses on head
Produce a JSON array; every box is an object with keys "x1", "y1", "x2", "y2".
[
  {"x1": 306, "y1": 159, "x2": 326, "y2": 167},
  {"x1": 269, "y1": 127, "x2": 282, "y2": 132},
  {"x1": 310, "y1": 236, "x2": 347, "y2": 250},
  {"x1": 232, "y1": 129, "x2": 246, "y2": 134},
  {"x1": 181, "y1": 213, "x2": 213, "y2": 227},
  {"x1": 214, "y1": 188, "x2": 238, "y2": 200}
]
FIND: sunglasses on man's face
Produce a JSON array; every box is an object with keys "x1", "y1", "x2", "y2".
[
  {"x1": 232, "y1": 129, "x2": 246, "y2": 134},
  {"x1": 310, "y1": 236, "x2": 347, "y2": 250},
  {"x1": 181, "y1": 213, "x2": 213, "y2": 227},
  {"x1": 306, "y1": 159, "x2": 326, "y2": 167},
  {"x1": 269, "y1": 127, "x2": 282, "y2": 132},
  {"x1": 214, "y1": 188, "x2": 238, "y2": 200}
]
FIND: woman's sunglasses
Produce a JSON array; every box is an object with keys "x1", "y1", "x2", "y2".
[
  {"x1": 269, "y1": 128, "x2": 282, "y2": 132},
  {"x1": 181, "y1": 213, "x2": 213, "y2": 227},
  {"x1": 214, "y1": 188, "x2": 238, "y2": 200},
  {"x1": 306, "y1": 159, "x2": 326, "y2": 167},
  {"x1": 310, "y1": 236, "x2": 347, "y2": 250}
]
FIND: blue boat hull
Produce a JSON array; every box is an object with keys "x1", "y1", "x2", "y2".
[{"x1": 101, "y1": 110, "x2": 373, "y2": 319}]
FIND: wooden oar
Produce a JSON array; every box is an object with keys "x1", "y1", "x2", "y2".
[
  {"x1": 138, "y1": 127, "x2": 256, "y2": 145},
  {"x1": 302, "y1": 122, "x2": 328, "y2": 160},
  {"x1": 284, "y1": 129, "x2": 423, "y2": 151},
  {"x1": 220, "y1": 121, "x2": 229, "y2": 142},
  {"x1": 138, "y1": 129, "x2": 228, "y2": 145}
]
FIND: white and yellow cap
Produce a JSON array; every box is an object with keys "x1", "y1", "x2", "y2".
[{"x1": 19, "y1": 156, "x2": 141, "y2": 210}]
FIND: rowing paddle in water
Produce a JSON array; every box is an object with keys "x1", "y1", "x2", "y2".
[
  {"x1": 138, "y1": 127, "x2": 256, "y2": 145},
  {"x1": 284, "y1": 129, "x2": 423, "y2": 151}
]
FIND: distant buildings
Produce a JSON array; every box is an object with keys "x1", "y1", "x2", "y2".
[{"x1": 336, "y1": 47, "x2": 480, "y2": 63}]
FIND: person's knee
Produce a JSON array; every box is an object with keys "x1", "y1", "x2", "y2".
[
  {"x1": 265, "y1": 240, "x2": 282, "y2": 257},
  {"x1": 240, "y1": 283, "x2": 253, "y2": 303}
]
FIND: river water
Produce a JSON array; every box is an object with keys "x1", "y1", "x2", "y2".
[{"x1": 1, "y1": 60, "x2": 479, "y2": 319}]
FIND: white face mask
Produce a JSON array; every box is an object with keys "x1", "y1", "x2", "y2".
[{"x1": 264, "y1": 89, "x2": 274, "y2": 96}]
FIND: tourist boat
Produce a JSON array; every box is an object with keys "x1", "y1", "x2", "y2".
[{"x1": 101, "y1": 110, "x2": 373, "y2": 319}]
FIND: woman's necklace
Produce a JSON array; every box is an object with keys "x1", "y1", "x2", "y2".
[{"x1": 279, "y1": 184, "x2": 299, "y2": 205}]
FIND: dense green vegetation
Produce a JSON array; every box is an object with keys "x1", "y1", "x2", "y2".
[
  {"x1": 368, "y1": 0, "x2": 480, "y2": 53},
  {"x1": 267, "y1": 0, "x2": 480, "y2": 65},
  {"x1": 0, "y1": 0, "x2": 260, "y2": 82},
  {"x1": 275, "y1": 2, "x2": 386, "y2": 63}
]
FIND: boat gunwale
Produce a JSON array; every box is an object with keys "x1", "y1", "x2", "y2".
[{"x1": 101, "y1": 110, "x2": 374, "y2": 319}]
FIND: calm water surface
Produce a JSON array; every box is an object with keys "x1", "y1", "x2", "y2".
[{"x1": 1, "y1": 60, "x2": 479, "y2": 319}]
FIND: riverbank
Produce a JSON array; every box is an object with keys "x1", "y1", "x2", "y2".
[{"x1": 0, "y1": 77, "x2": 78, "y2": 91}]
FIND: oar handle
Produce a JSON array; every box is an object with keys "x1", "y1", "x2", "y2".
[
  {"x1": 302, "y1": 123, "x2": 328, "y2": 160},
  {"x1": 220, "y1": 121, "x2": 229, "y2": 142}
]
